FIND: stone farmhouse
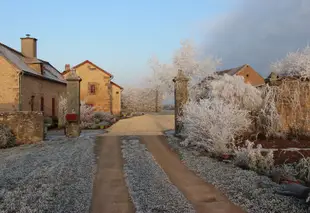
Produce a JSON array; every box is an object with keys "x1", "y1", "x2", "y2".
[
  {"x1": 0, "y1": 35, "x2": 66, "y2": 117},
  {"x1": 62, "y1": 60, "x2": 123, "y2": 115}
]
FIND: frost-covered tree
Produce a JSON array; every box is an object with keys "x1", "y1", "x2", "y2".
[
  {"x1": 271, "y1": 45, "x2": 310, "y2": 77},
  {"x1": 147, "y1": 40, "x2": 221, "y2": 97},
  {"x1": 122, "y1": 87, "x2": 160, "y2": 112}
]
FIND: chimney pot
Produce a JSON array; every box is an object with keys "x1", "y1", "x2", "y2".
[{"x1": 65, "y1": 64, "x2": 71, "y2": 71}]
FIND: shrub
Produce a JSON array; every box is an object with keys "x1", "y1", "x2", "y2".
[
  {"x1": 234, "y1": 140, "x2": 274, "y2": 173},
  {"x1": 44, "y1": 117, "x2": 53, "y2": 127},
  {"x1": 192, "y1": 74, "x2": 263, "y2": 111},
  {"x1": 180, "y1": 98, "x2": 251, "y2": 156},
  {"x1": 80, "y1": 101, "x2": 95, "y2": 129},
  {"x1": 0, "y1": 124, "x2": 16, "y2": 148},
  {"x1": 255, "y1": 84, "x2": 283, "y2": 138},
  {"x1": 58, "y1": 95, "x2": 67, "y2": 128},
  {"x1": 93, "y1": 111, "x2": 115, "y2": 123},
  {"x1": 295, "y1": 157, "x2": 310, "y2": 182}
]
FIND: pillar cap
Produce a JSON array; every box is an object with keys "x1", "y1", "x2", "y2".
[
  {"x1": 66, "y1": 69, "x2": 82, "y2": 81},
  {"x1": 173, "y1": 69, "x2": 189, "y2": 82}
]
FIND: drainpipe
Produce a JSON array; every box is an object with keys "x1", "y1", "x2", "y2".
[
  {"x1": 109, "y1": 75, "x2": 114, "y2": 114},
  {"x1": 18, "y1": 71, "x2": 24, "y2": 111}
]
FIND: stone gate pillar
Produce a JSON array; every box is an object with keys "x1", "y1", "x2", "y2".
[
  {"x1": 65, "y1": 69, "x2": 82, "y2": 137},
  {"x1": 173, "y1": 69, "x2": 189, "y2": 136}
]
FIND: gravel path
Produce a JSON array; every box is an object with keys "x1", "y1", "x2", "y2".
[
  {"x1": 166, "y1": 134, "x2": 310, "y2": 213},
  {"x1": 0, "y1": 134, "x2": 96, "y2": 213},
  {"x1": 121, "y1": 136, "x2": 195, "y2": 213}
]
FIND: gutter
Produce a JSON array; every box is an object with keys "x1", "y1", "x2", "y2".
[{"x1": 23, "y1": 71, "x2": 67, "y2": 85}]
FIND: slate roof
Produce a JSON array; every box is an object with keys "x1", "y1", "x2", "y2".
[
  {"x1": 216, "y1": 64, "x2": 247, "y2": 76},
  {"x1": 0, "y1": 42, "x2": 66, "y2": 84}
]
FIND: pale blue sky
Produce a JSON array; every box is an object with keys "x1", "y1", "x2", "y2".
[{"x1": 0, "y1": 0, "x2": 236, "y2": 86}]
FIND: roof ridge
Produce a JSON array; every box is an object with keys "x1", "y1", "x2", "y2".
[{"x1": 63, "y1": 60, "x2": 113, "y2": 77}]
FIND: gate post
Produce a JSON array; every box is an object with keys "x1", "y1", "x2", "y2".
[
  {"x1": 65, "y1": 69, "x2": 82, "y2": 137},
  {"x1": 173, "y1": 69, "x2": 189, "y2": 136}
]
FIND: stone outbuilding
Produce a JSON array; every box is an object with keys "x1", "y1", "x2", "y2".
[{"x1": 0, "y1": 35, "x2": 66, "y2": 118}]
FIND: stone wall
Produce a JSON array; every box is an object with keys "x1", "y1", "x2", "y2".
[
  {"x1": 268, "y1": 77, "x2": 310, "y2": 134},
  {"x1": 0, "y1": 56, "x2": 20, "y2": 111},
  {"x1": 0, "y1": 111, "x2": 44, "y2": 144},
  {"x1": 21, "y1": 75, "x2": 66, "y2": 118}
]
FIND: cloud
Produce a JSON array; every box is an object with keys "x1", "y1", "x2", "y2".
[{"x1": 202, "y1": 0, "x2": 310, "y2": 77}]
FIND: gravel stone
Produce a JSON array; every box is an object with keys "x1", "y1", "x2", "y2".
[
  {"x1": 121, "y1": 137, "x2": 195, "y2": 213},
  {"x1": 0, "y1": 134, "x2": 96, "y2": 213},
  {"x1": 166, "y1": 135, "x2": 310, "y2": 213}
]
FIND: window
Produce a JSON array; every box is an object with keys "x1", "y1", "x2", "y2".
[
  {"x1": 89, "y1": 83, "x2": 96, "y2": 95},
  {"x1": 30, "y1": 96, "x2": 35, "y2": 111},
  {"x1": 116, "y1": 91, "x2": 119, "y2": 94},
  {"x1": 52, "y1": 98, "x2": 55, "y2": 117},
  {"x1": 40, "y1": 97, "x2": 44, "y2": 112}
]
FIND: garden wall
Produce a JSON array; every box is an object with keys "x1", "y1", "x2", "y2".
[
  {"x1": 0, "y1": 111, "x2": 44, "y2": 144},
  {"x1": 268, "y1": 77, "x2": 310, "y2": 134},
  {"x1": 259, "y1": 77, "x2": 310, "y2": 164}
]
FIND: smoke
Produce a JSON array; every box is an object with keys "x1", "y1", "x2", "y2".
[{"x1": 203, "y1": 0, "x2": 310, "y2": 77}]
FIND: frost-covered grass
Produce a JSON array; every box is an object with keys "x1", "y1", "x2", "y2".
[
  {"x1": 166, "y1": 135, "x2": 310, "y2": 213},
  {"x1": 0, "y1": 134, "x2": 96, "y2": 213},
  {"x1": 121, "y1": 137, "x2": 195, "y2": 213}
]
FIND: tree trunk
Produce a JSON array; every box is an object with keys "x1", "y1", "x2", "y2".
[{"x1": 155, "y1": 89, "x2": 158, "y2": 112}]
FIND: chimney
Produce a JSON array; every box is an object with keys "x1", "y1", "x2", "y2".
[
  {"x1": 65, "y1": 64, "x2": 71, "y2": 71},
  {"x1": 21, "y1": 34, "x2": 37, "y2": 58}
]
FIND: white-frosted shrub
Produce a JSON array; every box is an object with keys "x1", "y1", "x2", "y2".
[
  {"x1": 58, "y1": 95, "x2": 67, "y2": 128},
  {"x1": 80, "y1": 101, "x2": 95, "y2": 129},
  {"x1": 181, "y1": 98, "x2": 251, "y2": 155},
  {"x1": 234, "y1": 140, "x2": 274, "y2": 173},
  {"x1": 192, "y1": 74, "x2": 263, "y2": 111},
  {"x1": 58, "y1": 97, "x2": 96, "y2": 129},
  {"x1": 80, "y1": 101, "x2": 95, "y2": 128},
  {"x1": 256, "y1": 85, "x2": 283, "y2": 137}
]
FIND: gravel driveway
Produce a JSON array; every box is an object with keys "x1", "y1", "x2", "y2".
[
  {"x1": 166, "y1": 134, "x2": 310, "y2": 213},
  {"x1": 121, "y1": 136, "x2": 195, "y2": 213},
  {"x1": 0, "y1": 132, "x2": 97, "y2": 213}
]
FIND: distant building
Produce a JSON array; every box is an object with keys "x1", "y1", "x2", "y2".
[
  {"x1": 0, "y1": 35, "x2": 66, "y2": 117},
  {"x1": 62, "y1": 60, "x2": 123, "y2": 115},
  {"x1": 216, "y1": 64, "x2": 265, "y2": 86}
]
